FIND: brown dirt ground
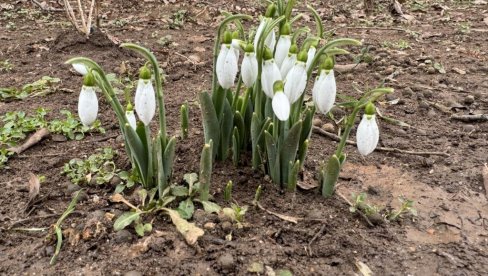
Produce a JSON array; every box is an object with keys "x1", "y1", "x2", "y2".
[{"x1": 0, "y1": 0, "x2": 487, "y2": 275}]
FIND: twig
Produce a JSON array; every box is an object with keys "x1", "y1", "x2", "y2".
[
  {"x1": 256, "y1": 202, "x2": 300, "y2": 224},
  {"x1": 451, "y1": 114, "x2": 488, "y2": 123},
  {"x1": 343, "y1": 26, "x2": 411, "y2": 32},
  {"x1": 81, "y1": 134, "x2": 119, "y2": 143},
  {"x1": 17, "y1": 152, "x2": 66, "y2": 158},
  {"x1": 7, "y1": 128, "x2": 50, "y2": 154},
  {"x1": 312, "y1": 126, "x2": 450, "y2": 157},
  {"x1": 336, "y1": 191, "x2": 374, "y2": 227},
  {"x1": 7, "y1": 211, "x2": 83, "y2": 229},
  {"x1": 306, "y1": 224, "x2": 327, "y2": 256}
]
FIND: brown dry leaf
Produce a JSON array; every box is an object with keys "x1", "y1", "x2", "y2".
[
  {"x1": 27, "y1": 173, "x2": 40, "y2": 202},
  {"x1": 194, "y1": 46, "x2": 206, "y2": 52},
  {"x1": 165, "y1": 209, "x2": 204, "y2": 245},
  {"x1": 191, "y1": 35, "x2": 210, "y2": 43},
  {"x1": 110, "y1": 193, "x2": 124, "y2": 203},
  {"x1": 128, "y1": 236, "x2": 152, "y2": 258},
  {"x1": 355, "y1": 260, "x2": 373, "y2": 276}
]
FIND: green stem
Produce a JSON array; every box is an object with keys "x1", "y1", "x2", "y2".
[{"x1": 335, "y1": 107, "x2": 361, "y2": 156}]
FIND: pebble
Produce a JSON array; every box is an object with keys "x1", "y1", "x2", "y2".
[
  {"x1": 110, "y1": 175, "x2": 122, "y2": 187},
  {"x1": 204, "y1": 222, "x2": 216, "y2": 230},
  {"x1": 462, "y1": 124, "x2": 475, "y2": 132},
  {"x1": 113, "y1": 229, "x2": 134, "y2": 243},
  {"x1": 89, "y1": 210, "x2": 105, "y2": 221},
  {"x1": 416, "y1": 128, "x2": 427, "y2": 135},
  {"x1": 427, "y1": 67, "x2": 436, "y2": 74},
  {"x1": 418, "y1": 101, "x2": 430, "y2": 110},
  {"x1": 321, "y1": 123, "x2": 335, "y2": 132},
  {"x1": 115, "y1": 135, "x2": 125, "y2": 144},
  {"x1": 331, "y1": 106, "x2": 345, "y2": 117},
  {"x1": 312, "y1": 118, "x2": 323, "y2": 127},
  {"x1": 221, "y1": 221, "x2": 233, "y2": 232},
  {"x1": 464, "y1": 95, "x2": 475, "y2": 105},
  {"x1": 124, "y1": 271, "x2": 142, "y2": 276},
  {"x1": 193, "y1": 209, "x2": 206, "y2": 223},
  {"x1": 402, "y1": 87, "x2": 414, "y2": 97},
  {"x1": 44, "y1": 246, "x2": 54, "y2": 257},
  {"x1": 66, "y1": 183, "x2": 81, "y2": 194},
  {"x1": 427, "y1": 109, "x2": 436, "y2": 117},
  {"x1": 384, "y1": 66, "x2": 395, "y2": 75},
  {"x1": 51, "y1": 134, "x2": 67, "y2": 142},
  {"x1": 218, "y1": 253, "x2": 235, "y2": 270}
]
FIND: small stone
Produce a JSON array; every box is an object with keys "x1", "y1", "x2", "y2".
[
  {"x1": 312, "y1": 118, "x2": 323, "y2": 127},
  {"x1": 110, "y1": 175, "x2": 122, "y2": 187},
  {"x1": 427, "y1": 109, "x2": 436, "y2": 117},
  {"x1": 204, "y1": 222, "x2": 216, "y2": 230},
  {"x1": 221, "y1": 221, "x2": 233, "y2": 232},
  {"x1": 331, "y1": 106, "x2": 345, "y2": 117},
  {"x1": 66, "y1": 183, "x2": 81, "y2": 194},
  {"x1": 418, "y1": 101, "x2": 430, "y2": 110},
  {"x1": 51, "y1": 134, "x2": 67, "y2": 142},
  {"x1": 44, "y1": 246, "x2": 54, "y2": 257},
  {"x1": 115, "y1": 135, "x2": 125, "y2": 144},
  {"x1": 89, "y1": 210, "x2": 105, "y2": 221},
  {"x1": 384, "y1": 66, "x2": 395, "y2": 75},
  {"x1": 218, "y1": 253, "x2": 235, "y2": 270},
  {"x1": 402, "y1": 87, "x2": 414, "y2": 97},
  {"x1": 113, "y1": 229, "x2": 134, "y2": 243},
  {"x1": 321, "y1": 123, "x2": 335, "y2": 132},
  {"x1": 76, "y1": 190, "x2": 89, "y2": 202},
  {"x1": 427, "y1": 67, "x2": 436, "y2": 74},
  {"x1": 124, "y1": 271, "x2": 143, "y2": 276},
  {"x1": 462, "y1": 124, "x2": 475, "y2": 132},
  {"x1": 385, "y1": 94, "x2": 397, "y2": 102},
  {"x1": 193, "y1": 209, "x2": 206, "y2": 223},
  {"x1": 464, "y1": 95, "x2": 475, "y2": 105},
  {"x1": 416, "y1": 128, "x2": 427, "y2": 135}
]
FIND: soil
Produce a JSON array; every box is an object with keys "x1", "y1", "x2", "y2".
[{"x1": 1, "y1": 0, "x2": 487, "y2": 275}]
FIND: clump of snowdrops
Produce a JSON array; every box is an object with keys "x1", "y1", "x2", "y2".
[
  {"x1": 203, "y1": 0, "x2": 392, "y2": 196},
  {"x1": 67, "y1": 44, "x2": 176, "y2": 199}
]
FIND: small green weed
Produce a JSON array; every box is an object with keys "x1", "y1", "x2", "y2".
[{"x1": 170, "y1": 10, "x2": 187, "y2": 29}]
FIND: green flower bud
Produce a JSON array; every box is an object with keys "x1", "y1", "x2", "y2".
[
  {"x1": 297, "y1": 50, "x2": 308, "y2": 63},
  {"x1": 232, "y1": 30, "x2": 239, "y2": 39},
  {"x1": 139, "y1": 65, "x2": 151, "y2": 80},
  {"x1": 289, "y1": 44, "x2": 298, "y2": 54},
  {"x1": 222, "y1": 30, "x2": 232, "y2": 44},
  {"x1": 265, "y1": 3, "x2": 276, "y2": 18},
  {"x1": 83, "y1": 70, "x2": 96, "y2": 87},
  {"x1": 273, "y1": 80, "x2": 284, "y2": 93},
  {"x1": 365, "y1": 102, "x2": 376, "y2": 115},
  {"x1": 244, "y1": 43, "x2": 254, "y2": 53},
  {"x1": 126, "y1": 102, "x2": 134, "y2": 112},
  {"x1": 280, "y1": 22, "x2": 291, "y2": 36},
  {"x1": 320, "y1": 56, "x2": 334, "y2": 71},
  {"x1": 263, "y1": 47, "x2": 273, "y2": 60}
]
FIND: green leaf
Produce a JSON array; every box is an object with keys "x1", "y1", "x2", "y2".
[
  {"x1": 201, "y1": 200, "x2": 221, "y2": 213},
  {"x1": 183, "y1": 173, "x2": 198, "y2": 186},
  {"x1": 177, "y1": 198, "x2": 195, "y2": 219},
  {"x1": 218, "y1": 99, "x2": 234, "y2": 160},
  {"x1": 171, "y1": 185, "x2": 189, "y2": 197},
  {"x1": 321, "y1": 155, "x2": 341, "y2": 197},
  {"x1": 199, "y1": 92, "x2": 220, "y2": 157},
  {"x1": 280, "y1": 120, "x2": 302, "y2": 186},
  {"x1": 135, "y1": 222, "x2": 145, "y2": 237},
  {"x1": 114, "y1": 211, "x2": 140, "y2": 231}
]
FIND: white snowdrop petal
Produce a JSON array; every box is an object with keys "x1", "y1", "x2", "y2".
[
  {"x1": 261, "y1": 60, "x2": 282, "y2": 99},
  {"x1": 78, "y1": 86, "x2": 98, "y2": 127},
  {"x1": 312, "y1": 70, "x2": 336, "y2": 114},
  {"x1": 306, "y1": 46, "x2": 317, "y2": 71},
  {"x1": 265, "y1": 29, "x2": 276, "y2": 52},
  {"x1": 242, "y1": 52, "x2": 258, "y2": 87},
  {"x1": 231, "y1": 39, "x2": 240, "y2": 61},
  {"x1": 356, "y1": 115, "x2": 380, "y2": 156},
  {"x1": 284, "y1": 61, "x2": 307, "y2": 104},
  {"x1": 280, "y1": 54, "x2": 296, "y2": 79},
  {"x1": 135, "y1": 79, "x2": 156, "y2": 126},
  {"x1": 272, "y1": 92, "x2": 290, "y2": 121},
  {"x1": 73, "y1": 63, "x2": 88, "y2": 76},
  {"x1": 216, "y1": 45, "x2": 238, "y2": 89},
  {"x1": 126, "y1": 110, "x2": 137, "y2": 130},
  {"x1": 253, "y1": 19, "x2": 267, "y2": 50},
  {"x1": 275, "y1": 36, "x2": 291, "y2": 68}
]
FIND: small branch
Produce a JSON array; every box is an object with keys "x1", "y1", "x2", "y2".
[
  {"x1": 451, "y1": 114, "x2": 488, "y2": 123},
  {"x1": 7, "y1": 211, "x2": 83, "y2": 230},
  {"x1": 312, "y1": 127, "x2": 450, "y2": 157},
  {"x1": 31, "y1": 0, "x2": 64, "y2": 12},
  {"x1": 7, "y1": 128, "x2": 50, "y2": 154}
]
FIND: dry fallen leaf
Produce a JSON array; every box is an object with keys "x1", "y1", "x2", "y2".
[
  {"x1": 165, "y1": 209, "x2": 204, "y2": 245},
  {"x1": 482, "y1": 164, "x2": 488, "y2": 197},
  {"x1": 355, "y1": 260, "x2": 373, "y2": 276},
  {"x1": 27, "y1": 173, "x2": 40, "y2": 202}
]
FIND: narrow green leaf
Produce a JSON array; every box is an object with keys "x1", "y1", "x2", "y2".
[
  {"x1": 199, "y1": 92, "x2": 220, "y2": 157},
  {"x1": 163, "y1": 136, "x2": 176, "y2": 185},
  {"x1": 280, "y1": 120, "x2": 302, "y2": 187},
  {"x1": 219, "y1": 99, "x2": 234, "y2": 160},
  {"x1": 124, "y1": 124, "x2": 148, "y2": 186},
  {"x1": 114, "y1": 211, "x2": 140, "y2": 231},
  {"x1": 321, "y1": 154, "x2": 341, "y2": 197}
]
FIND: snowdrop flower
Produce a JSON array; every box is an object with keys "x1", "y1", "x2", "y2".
[
  {"x1": 241, "y1": 44, "x2": 258, "y2": 87},
  {"x1": 280, "y1": 44, "x2": 298, "y2": 78},
  {"x1": 271, "y1": 81, "x2": 290, "y2": 121},
  {"x1": 78, "y1": 72, "x2": 98, "y2": 127},
  {"x1": 125, "y1": 103, "x2": 137, "y2": 130},
  {"x1": 231, "y1": 31, "x2": 241, "y2": 61},
  {"x1": 261, "y1": 48, "x2": 282, "y2": 99},
  {"x1": 134, "y1": 66, "x2": 156, "y2": 126},
  {"x1": 306, "y1": 45, "x2": 317, "y2": 71},
  {"x1": 274, "y1": 23, "x2": 291, "y2": 67},
  {"x1": 73, "y1": 63, "x2": 88, "y2": 76},
  {"x1": 254, "y1": 4, "x2": 277, "y2": 51},
  {"x1": 312, "y1": 57, "x2": 336, "y2": 114},
  {"x1": 216, "y1": 32, "x2": 238, "y2": 89},
  {"x1": 284, "y1": 51, "x2": 308, "y2": 104},
  {"x1": 356, "y1": 103, "x2": 379, "y2": 156}
]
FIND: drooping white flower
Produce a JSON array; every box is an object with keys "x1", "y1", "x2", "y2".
[
  {"x1": 275, "y1": 35, "x2": 291, "y2": 67},
  {"x1": 73, "y1": 63, "x2": 88, "y2": 76},
  {"x1": 125, "y1": 109, "x2": 137, "y2": 130},
  {"x1": 78, "y1": 85, "x2": 98, "y2": 127},
  {"x1": 261, "y1": 59, "x2": 282, "y2": 99},
  {"x1": 241, "y1": 52, "x2": 258, "y2": 87},
  {"x1": 231, "y1": 39, "x2": 241, "y2": 61},
  {"x1": 284, "y1": 61, "x2": 307, "y2": 104},
  {"x1": 312, "y1": 70, "x2": 336, "y2": 114},
  {"x1": 280, "y1": 53, "x2": 297, "y2": 79},
  {"x1": 135, "y1": 79, "x2": 156, "y2": 126},
  {"x1": 272, "y1": 91, "x2": 290, "y2": 121},
  {"x1": 253, "y1": 18, "x2": 276, "y2": 51},
  {"x1": 216, "y1": 44, "x2": 238, "y2": 89},
  {"x1": 306, "y1": 46, "x2": 317, "y2": 71},
  {"x1": 356, "y1": 114, "x2": 379, "y2": 156}
]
